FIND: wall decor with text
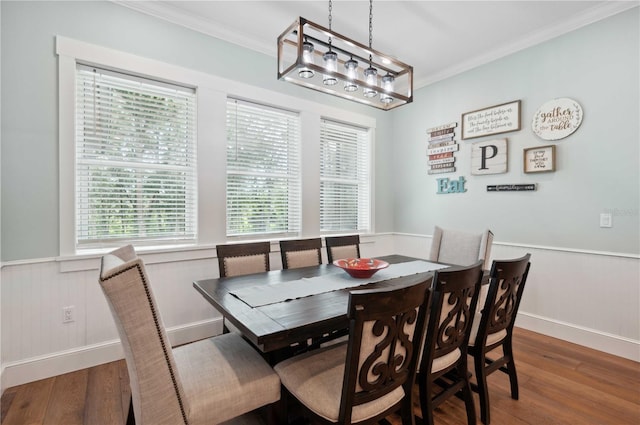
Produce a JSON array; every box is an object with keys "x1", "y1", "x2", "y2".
[
  {"x1": 487, "y1": 184, "x2": 537, "y2": 192},
  {"x1": 471, "y1": 138, "x2": 508, "y2": 175},
  {"x1": 426, "y1": 122, "x2": 457, "y2": 175},
  {"x1": 461, "y1": 100, "x2": 521, "y2": 140},
  {"x1": 524, "y1": 145, "x2": 556, "y2": 173},
  {"x1": 532, "y1": 97, "x2": 583, "y2": 140},
  {"x1": 436, "y1": 176, "x2": 467, "y2": 194}
]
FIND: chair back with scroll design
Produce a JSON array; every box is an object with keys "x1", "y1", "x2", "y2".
[
  {"x1": 417, "y1": 260, "x2": 484, "y2": 425},
  {"x1": 468, "y1": 254, "x2": 531, "y2": 425},
  {"x1": 325, "y1": 234, "x2": 361, "y2": 263},
  {"x1": 429, "y1": 226, "x2": 493, "y2": 269},
  {"x1": 280, "y1": 238, "x2": 322, "y2": 269},
  {"x1": 216, "y1": 241, "x2": 271, "y2": 277},
  {"x1": 274, "y1": 274, "x2": 432, "y2": 425}
]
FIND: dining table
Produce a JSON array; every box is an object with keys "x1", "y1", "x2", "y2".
[{"x1": 193, "y1": 254, "x2": 453, "y2": 360}]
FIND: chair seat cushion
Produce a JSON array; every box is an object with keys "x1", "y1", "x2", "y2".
[
  {"x1": 431, "y1": 348, "x2": 461, "y2": 373},
  {"x1": 274, "y1": 341, "x2": 405, "y2": 423},
  {"x1": 174, "y1": 333, "x2": 280, "y2": 425},
  {"x1": 468, "y1": 324, "x2": 507, "y2": 347}
]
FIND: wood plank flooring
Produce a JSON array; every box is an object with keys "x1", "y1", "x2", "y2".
[{"x1": 2, "y1": 328, "x2": 639, "y2": 424}]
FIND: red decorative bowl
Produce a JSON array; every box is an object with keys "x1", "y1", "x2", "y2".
[{"x1": 333, "y1": 258, "x2": 389, "y2": 279}]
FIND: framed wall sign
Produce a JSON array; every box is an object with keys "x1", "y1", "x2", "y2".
[
  {"x1": 524, "y1": 145, "x2": 556, "y2": 173},
  {"x1": 471, "y1": 138, "x2": 508, "y2": 175},
  {"x1": 461, "y1": 100, "x2": 521, "y2": 140},
  {"x1": 532, "y1": 97, "x2": 583, "y2": 140}
]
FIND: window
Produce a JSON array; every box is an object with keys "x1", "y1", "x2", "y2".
[
  {"x1": 75, "y1": 64, "x2": 197, "y2": 248},
  {"x1": 320, "y1": 120, "x2": 371, "y2": 232},
  {"x1": 226, "y1": 99, "x2": 301, "y2": 237}
]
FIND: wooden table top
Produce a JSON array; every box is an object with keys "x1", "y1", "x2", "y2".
[{"x1": 193, "y1": 254, "x2": 437, "y2": 354}]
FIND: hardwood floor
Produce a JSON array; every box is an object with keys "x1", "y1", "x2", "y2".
[{"x1": 2, "y1": 328, "x2": 639, "y2": 424}]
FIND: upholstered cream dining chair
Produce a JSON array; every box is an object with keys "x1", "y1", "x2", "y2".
[
  {"x1": 98, "y1": 245, "x2": 280, "y2": 425},
  {"x1": 429, "y1": 226, "x2": 494, "y2": 269},
  {"x1": 325, "y1": 234, "x2": 361, "y2": 263},
  {"x1": 216, "y1": 241, "x2": 271, "y2": 334},
  {"x1": 279, "y1": 238, "x2": 323, "y2": 269},
  {"x1": 216, "y1": 241, "x2": 271, "y2": 278}
]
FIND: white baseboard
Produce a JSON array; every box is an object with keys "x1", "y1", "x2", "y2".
[
  {"x1": 2, "y1": 311, "x2": 638, "y2": 393},
  {"x1": 1, "y1": 318, "x2": 221, "y2": 390},
  {"x1": 516, "y1": 312, "x2": 640, "y2": 362}
]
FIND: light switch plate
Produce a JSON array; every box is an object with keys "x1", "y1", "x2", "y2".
[{"x1": 600, "y1": 213, "x2": 612, "y2": 228}]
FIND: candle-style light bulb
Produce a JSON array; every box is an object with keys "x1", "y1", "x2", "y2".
[
  {"x1": 299, "y1": 40, "x2": 315, "y2": 79},
  {"x1": 380, "y1": 73, "x2": 394, "y2": 104},
  {"x1": 363, "y1": 66, "x2": 377, "y2": 98},
  {"x1": 323, "y1": 51, "x2": 338, "y2": 86},
  {"x1": 344, "y1": 57, "x2": 358, "y2": 92}
]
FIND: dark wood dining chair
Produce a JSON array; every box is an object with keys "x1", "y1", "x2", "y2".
[
  {"x1": 468, "y1": 254, "x2": 531, "y2": 424},
  {"x1": 280, "y1": 238, "x2": 323, "y2": 269},
  {"x1": 280, "y1": 237, "x2": 337, "y2": 349},
  {"x1": 417, "y1": 260, "x2": 484, "y2": 425},
  {"x1": 274, "y1": 273, "x2": 433, "y2": 425},
  {"x1": 216, "y1": 241, "x2": 271, "y2": 333},
  {"x1": 216, "y1": 241, "x2": 271, "y2": 278},
  {"x1": 325, "y1": 234, "x2": 361, "y2": 263},
  {"x1": 429, "y1": 226, "x2": 494, "y2": 269},
  {"x1": 98, "y1": 245, "x2": 280, "y2": 425}
]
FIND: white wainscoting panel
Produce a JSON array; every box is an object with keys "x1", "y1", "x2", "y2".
[
  {"x1": 394, "y1": 233, "x2": 640, "y2": 362},
  {"x1": 1, "y1": 254, "x2": 222, "y2": 390},
  {"x1": 1, "y1": 233, "x2": 638, "y2": 391}
]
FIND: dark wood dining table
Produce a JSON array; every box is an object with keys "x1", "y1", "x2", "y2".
[{"x1": 193, "y1": 254, "x2": 438, "y2": 358}]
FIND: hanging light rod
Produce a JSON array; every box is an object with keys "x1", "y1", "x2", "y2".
[{"x1": 277, "y1": 16, "x2": 413, "y2": 111}]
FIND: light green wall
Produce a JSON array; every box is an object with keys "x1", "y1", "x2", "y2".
[
  {"x1": 2, "y1": 2, "x2": 638, "y2": 260},
  {"x1": 0, "y1": 1, "x2": 393, "y2": 261},
  {"x1": 391, "y1": 7, "x2": 639, "y2": 254}
]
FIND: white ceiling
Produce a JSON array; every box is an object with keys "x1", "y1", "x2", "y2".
[{"x1": 115, "y1": 1, "x2": 638, "y2": 88}]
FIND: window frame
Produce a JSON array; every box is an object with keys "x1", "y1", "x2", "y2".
[
  {"x1": 319, "y1": 119, "x2": 372, "y2": 234},
  {"x1": 74, "y1": 64, "x2": 198, "y2": 248},
  {"x1": 225, "y1": 98, "x2": 302, "y2": 238},
  {"x1": 57, "y1": 36, "x2": 376, "y2": 256}
]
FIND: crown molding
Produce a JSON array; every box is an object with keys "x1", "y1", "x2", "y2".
[
  {"x1": 414, "y1": 1, "x2": 639, "y2": 87},
  {"x1": 113, "y1": 0, "x2": 275, "y2": 56},
  {"x1": 113, "y1": 1, "x2": 639, "y2": 90}
]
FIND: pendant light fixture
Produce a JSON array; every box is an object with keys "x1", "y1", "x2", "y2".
[{"x1": 277, "y1": 0, "x2": 413, "y2": 111}]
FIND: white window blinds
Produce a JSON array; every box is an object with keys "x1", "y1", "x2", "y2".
[
  {"x1": 75, "y1": 64, "x2": 197, "y2": 247},
  {"x1": 226, "y1": 99, "x2": 301, "y2": 236},
  {"x1": 320, "y1": 120, "x2": 371, "y2": 232}
]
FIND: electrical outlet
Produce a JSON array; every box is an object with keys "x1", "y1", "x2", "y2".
[
  {"x1": 63, "y1": 306, "x2": 75, "y2": 323},
  {"x1": 600, "y1": 213, "x2": 612, "y2": 228}
]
